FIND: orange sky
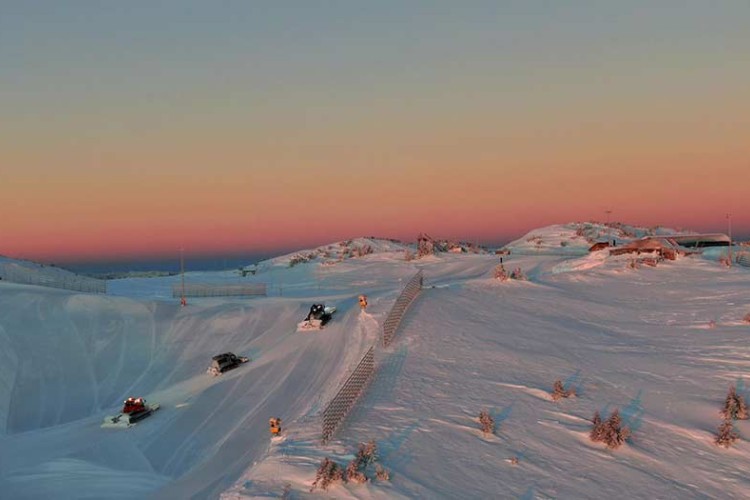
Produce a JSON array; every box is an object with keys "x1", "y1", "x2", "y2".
[{"x1": 2, "y1": 2, "x2": 749, "y2": 263}]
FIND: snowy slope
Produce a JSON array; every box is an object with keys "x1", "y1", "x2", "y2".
[
  {"x1": 252, "y1": 237, "x2": 411, "y2": 271},
  {"x1": 0, "y1": 254, "x2": 417, "y2": 499},
  {"x1": 2, "y1": 243, "x2": 750, "y2": 499},
  {"x1": 503, "y1": 222, "x2": 684, "y2": 256},
  {"x1": 225, "y1": 252, "x2": 750, "y2": 499}
]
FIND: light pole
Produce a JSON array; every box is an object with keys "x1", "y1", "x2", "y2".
[
  {"x1": 727, "y1": 213, "x2": 733, "y2": 266},
  {"x1": 605, "y1": 210, "x2": 613, "y2": 243},
  {"x1": 180, "y1": 248, "x2": 187, "y2": 306}
]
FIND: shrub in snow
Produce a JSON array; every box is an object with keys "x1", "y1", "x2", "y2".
[
  {"x1": 510, "y1": 267, "x2": 527, "y2": 280},
  {"x1": 343, "y1": 440, "x2": 387, "y2": 484},
  {"x1": 375, "y1": 464, "x2": 390, "y2": 481},
  {"x1": 345, "y1": 461, "x2": 368, "y2": 484},
  {"x1": 715, "y1": 419, "x2": 739, "y2": 448},
  {"x1": 494, "y1": 264, "x2": 509, "y2": 281},
  {"x1": 550, "y1": 380, "x2": 576, "y2": 401},
  {"x1": 354, "y1": 244, "x2": 373, "y2": 257},
  {"x1": 479, "y1": 410, "x2": 495, "y2": 435},
  {"x1": 718, "y1": 255, "x2": 732, "y2": 267},
  {"x1": 708, "y1": 320, "x2": 717, "y2": 329},
  {"x1": 720, "y1": 385, "x2": 748, "y2": 421},
  {"x1": 417, "y1": 233, "x2": 435, "y2": 258},
  {"x1": 289, "y1": 254, "x2": 313, "y2": 267},
  {"x1": 404, "y1": 249, "x2": 415, "y2": 261},
  {"x1": 743, "y1": 313, "x2": 750, "y2": 324},
  {"x1": 590, "y1": 411, "x2": 605, "y2": 442},
  {"x1": 310, "y1": 457, "x2": 344, "y2": 491},
  {"x1": 281, "y1": 483, "x2": 292, "y2": 499},
  {"x1": 354, "y1": 440, "x2": 377, "y2": 469},
  {"x1": 590, "y1": 409, "x2": 630, "y2": 449}
]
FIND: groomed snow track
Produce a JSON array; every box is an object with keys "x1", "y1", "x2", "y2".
[{"x1": 0, "y1": 280, "x2": 375, "y2": 499}]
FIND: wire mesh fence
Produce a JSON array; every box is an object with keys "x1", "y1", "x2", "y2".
[
  {"x1": 0, "y1": 262, "x2": 107, "y2": 294},
  {"x1": 320, "y1": 270, "x2": 423, "y2": 442},
  {"x1": 171, "y1": 283, "x2": 267, "y2": 298},
  {"x1": 383, "y1": 270, "x2": 423, "y2": 347},
  {"x1": 321, "y1": 346, "x2": 375, "y2": 443}
]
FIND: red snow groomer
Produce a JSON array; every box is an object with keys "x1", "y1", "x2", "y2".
[
  {"x1": 101, "y1": 396, "x2": 160, "y2": 429},
  {"x1": 122, "y1": 397, "x2": 147, "y2": 414}
]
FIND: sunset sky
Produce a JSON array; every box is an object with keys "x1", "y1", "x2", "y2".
[{"x1": 2, "y1": 1, "x2": 749, "y2": 264}]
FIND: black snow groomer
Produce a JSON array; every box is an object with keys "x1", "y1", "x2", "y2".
[
  {"x1": 101, "y1": 397, "x2": 160, "y2": 429},
  {"x1": 297, "y1": 303, "x2": 337, "y2": 331},
  {"x1": 207, "y1": 352, "x2": 250, "y2": 376}
]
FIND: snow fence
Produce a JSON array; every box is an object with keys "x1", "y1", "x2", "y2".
[
  {"x1": 322, "y1": 346, "x2": 375, "y2": 443},
  {"x1": 320, "y1": 270, "x2": 424, "y2": 442},
  {"x1": 172, "y1": 283, "x2": 267, "y2": 298},
  {"x1": 383, "y1": 270, "x2": 423, "y2": 347},
  {"x1": 738, "y1": 252, "x2": 750, "y2": 268},
  {"x1": 0, "y1": 262, "x2": 107, "y2": 294}
]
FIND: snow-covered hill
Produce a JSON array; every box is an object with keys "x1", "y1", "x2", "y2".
[
  {"x1": 502, "y1": 222, "x2": 687, "y2": 256},
  {"x1": 250, "y1": 237, "x2": 411, "y2": 272},
  {"x1": 1, "y1": 229, "x2": 749, "y2": 499},
  {"x1": 249, "y1": 235, "x2": 486, "y2": 273}
]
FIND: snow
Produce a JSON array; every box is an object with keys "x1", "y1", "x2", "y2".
[
  {"x1": 2, "y1": 231, "x2": 750, "y2": 499},
  {"x1": 503, "y1": 222, "x2": 684, "y2": 256}
]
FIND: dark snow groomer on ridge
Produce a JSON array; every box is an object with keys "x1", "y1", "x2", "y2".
[{"x1": 297, "y1": 303, "x2": 337, "y2": 331}]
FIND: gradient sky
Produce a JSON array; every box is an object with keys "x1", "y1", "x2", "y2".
[{"x1": 2, "y1": 1, "x2": 749, "y2": 263}]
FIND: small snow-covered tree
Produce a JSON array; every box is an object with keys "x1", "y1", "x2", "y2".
[
  {"x1": 479, "y1": 410, "x2": 495, "y2": 435},
  {"x1": 590, "y1": 411, "x2": 605, "y2": 442},
  {"x1": 590, "y1": 409, "x2": 630, "y2": 449},
  {"x1": 354, "y1": 245, "x2": 373, "y2": 258},
  {"x1": 417, "y1": 233, "x2": 435, "y2": 258},
  {"x1": 375, "y1": 465, "x2": 390, "y2": 481},
  {"x1": 281, "y1": 483, "x2": 292, "y2": 500},
  {"x1": 494, "y1": 264, "x2": 509, "y2": 281},
  {"x1": 602, "y1": 409, "x2": 630, "y2": 448},
  {"x1": 510, "y1": 267, "x2": 527, "y2": 280},
  {"x1": 311, "y1": 458, "x2": 344, "y2": 491},
  {"x1": 550, "y1": 380, "x2": 576, "y2": 401},
  {"x1": 343, "y1": 440, "x2": 381, "y2": 484},
  {"x1": 345, "y1": 460, "x2": 368, "y2": 484},
  {"x1": 721, "y1": 385, "x2": 749, "y2": 420},
  {"x1": 289, "y1": 254, "x2": 310, "y2": 267},
  {"x1": 716, "y1": 419, "x2": 740, "y2": 448}
]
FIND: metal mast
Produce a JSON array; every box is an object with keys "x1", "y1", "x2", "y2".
[{"x1": 180, "y1": 248, "x2": 186, "y2": 306}]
